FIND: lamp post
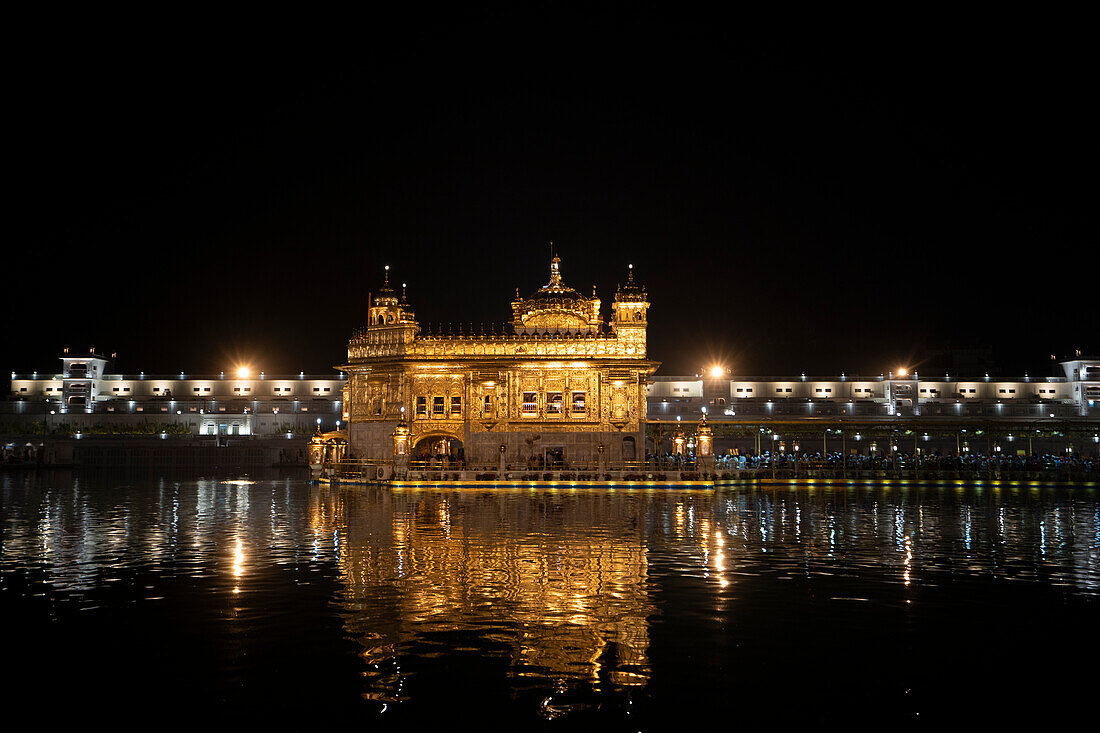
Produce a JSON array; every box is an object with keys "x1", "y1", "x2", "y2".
[
  {"x1": 771, "y1": 432, "x2": 778, "y2": 480},
  {"x1": 841, "y1": 428, "x2": 846, "y2": 478}
]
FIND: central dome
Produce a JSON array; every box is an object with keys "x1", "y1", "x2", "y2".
[{"x1": 511, "y1": 255, "x2": 601, "y2": 335}]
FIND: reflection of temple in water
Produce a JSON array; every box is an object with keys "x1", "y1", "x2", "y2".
[{"x1": 311, "y1": 488, "x2": 660, "y2": 698}]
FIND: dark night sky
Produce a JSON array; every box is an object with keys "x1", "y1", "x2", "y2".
[{"x1": 4, "y1": 23, "x2": 1094, "y2": 379}]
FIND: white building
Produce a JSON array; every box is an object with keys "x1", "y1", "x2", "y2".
[{"x1": 7, "y1": 351, "x2": 346, "y2": 436}]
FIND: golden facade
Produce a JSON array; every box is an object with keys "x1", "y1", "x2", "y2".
[{"x1": 340, "y1": 257, "x2": 659, "y2": 464}]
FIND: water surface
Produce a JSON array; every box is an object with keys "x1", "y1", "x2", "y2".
[{"x1": 2, "y1": 472, "x2": 1097, "y2": 727}]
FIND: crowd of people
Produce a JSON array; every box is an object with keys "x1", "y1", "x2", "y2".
[{"x1": 647, "y1": 450, "x2": 1099, "y2": 476}]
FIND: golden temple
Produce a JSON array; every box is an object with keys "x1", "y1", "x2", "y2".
[{"x1": 339, "y1": 256, "x2": 659, "y2": 468}]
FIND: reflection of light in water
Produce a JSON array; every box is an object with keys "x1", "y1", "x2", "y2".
[
  {"x1": 232, "y1": 537, "x2": 244, "y2": 594},
  {"x1": 334, "y1": 489, "x2": 657, "y2": 704},
  {"x1": 903, "y1": 535, "x2": 912, "y2": 587},
  {"x1": 715, "y1": 529, "x2": 728, "y2": 587},
  {"x1": 827, "y1": 515, "x2": 835, "y2": 558},
  {"x1": 222, "y1": 480, "x2": 255, "y2": 486}
]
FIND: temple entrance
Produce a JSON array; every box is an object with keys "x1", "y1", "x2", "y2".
[
  {"x1": 623, "y1": 436, "x2": 636, "y2": 461},
  {"x1": 412, "y1": 434, "x2": 465, "y2": 465}
]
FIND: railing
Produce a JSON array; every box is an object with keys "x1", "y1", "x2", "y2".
[{"x1": 324, "y1": 458, "x2": 714, "y2": 480}]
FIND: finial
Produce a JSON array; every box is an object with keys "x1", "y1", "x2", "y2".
[
  {"x1": 401, "y1": 282, "x2": 407, "y2": 302},
  {"x1": 515, "y1": 287, "x2": 520, "y2": 299},
  {"x1": 549, "y1": 249, "x2": 562, "y2": 286},
  {"x1": 627, "y1": 263, "x2": 634, "y2": 284},
  {"x1": 384, "y1": 265, "x2": 390, "y2": 285}
]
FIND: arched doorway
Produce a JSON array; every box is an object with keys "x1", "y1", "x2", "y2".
[
  {"x1": 623, "y1": 436, "x2": 637, "y2": 461},
  {"x1": 412, "y1": 434, "x2": 465, "y2": 465}
]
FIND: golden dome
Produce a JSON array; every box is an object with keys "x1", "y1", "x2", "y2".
[{"x1": 511, "y1": 255, "x2": 601, "y2": 335}]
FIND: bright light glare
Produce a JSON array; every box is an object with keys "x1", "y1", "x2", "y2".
[
  {"x1": 897, "y1": 367, "x2": 908, "y2": 377},
  {"x1": 236, "y1": 366, "x2": 251, "y2": 378},
  {"x1": 710, "y1": 365, "x2": 724, "y2": 378}
]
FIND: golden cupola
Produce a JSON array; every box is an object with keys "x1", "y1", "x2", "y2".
[
  {"x1": 368, "y1": 265, "x2": 417, "y2": 328},
  {"x1": 511, "y1": 255, "x2": 602, "y2": 335}
]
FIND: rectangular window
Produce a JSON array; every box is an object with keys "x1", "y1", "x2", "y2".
[
  {"x1": 450, "y1": 396, "x2": 462, "y2": 415},
  {"x1": 323, "y1": 387, "x2": 330, "y2": 392},
  {"x1": 416, "y1": 396, "x2": 427, "y2": 417},
  {"x1": 483, "y1": 394, "x2": 493, "y2": 414},
  {"x1": 815, "y1": 388, "x2": 822, "y2": 393},
  {"x1": 572, "y1": 391, "x2": 586, "y2": 414},
  {"x1": 1009, "y1": 389, "x2": 1016, "y2": 394},
  {"x1": 825, "y1": 388, "x2": 832, "y2": 393},
  {"x1": 203, "y1": 387, "x2": 210, "y2": 392},
  {"x1": 154, "y1": 387, "x2": 162, "y2": 392},
  {"x1": 193, "y1": 387, "x2": 200, "y2": 392},
  {"x1": 313, "y1": 387, "x2": 320, "y2": 392},
  {"x1": 547, "y1": 392, "x2": 563, "y2": 415},
  {"x1": 432, "y1": 396, "x2": 445, "y2": 416},
  {"x1": 522, "y1": 392, "x2": 538, "y2": 417},
  {"x1": 113, "y1": 387, "x2": 120, "y2": 392},
  {"x1": 234, "y1": 387, "x2": 241, "y2": 392},
  {"x1": 746, "y1": 388, "x2": 753, "y2": 393}
]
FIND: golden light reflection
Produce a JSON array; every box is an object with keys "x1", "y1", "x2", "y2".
[
  {"x1": 326, "y1": 489, "x2": 658, "y2": 697},
  {"x1": 232, "y1": 537, "x2": 244, "y2": 593},
  {"x1": 903, "y1": 534, "x2": 912, "y2": 587}
]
